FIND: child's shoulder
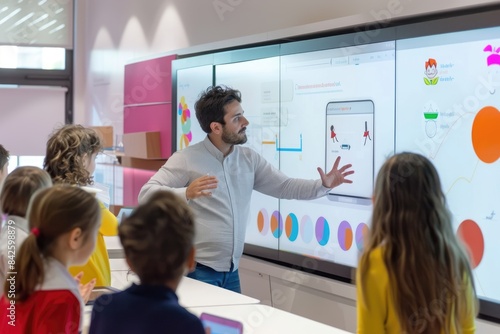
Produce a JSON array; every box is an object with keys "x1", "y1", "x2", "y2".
[
  {"x1": 34, "y1": 289, "x2": 81, "y2": 304},
  {"x1": 370, "y1": 246, "x2": 384, "y2": 258}
]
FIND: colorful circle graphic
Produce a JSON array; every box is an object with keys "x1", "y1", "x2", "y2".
[
  {"x1": 471, "y1": 106, "x2": 500, "y2": 163},
  {"x1": 338, "y1": 220, "x2": 353, "y2": 251},
  {"x1": 315, "y1": 217, "x2": 330, "y2": 246},
  {"x1": 285, "y1": 213, "x2": 299, "y2": 242},
  {"x1": 179, "y1": 134, "x2": 190, "y2": 149},
  {"x1": 300, "y1": 215, "x2": 314, "y2": 244},
  {"x1": 257, "y1": 209, "x2": 269, "y2": 236},
  {"x1": 270, "y1": 211, "x2": 283, "y2": 239},
  {"x1": 181, "y1": 116, "x2": 192, "y2": 134},
  {"x1": 178, "y1": 96, "x2": 193, "y2": 149},
  {"x1": 355, "y1": 223, "x2": 369, "y2": 251},
  {"x1": 457, "y1": 219, "x2": 484, "y2": 269}
]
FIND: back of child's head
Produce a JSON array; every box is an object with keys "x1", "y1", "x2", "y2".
[
  {"x1": 119, "y1": 190, "x2": 195, "y2": 285},
  {"x1": 44, "y1": 124, "x2": 102, "y2": 186},
  {"x1": 5, "y1": 185, "x2": 101, "y2": 301},
  {"x1": 363, "y1": 152, "x2": 475, "y2": 333},
  {"x1": 371, "y1": 152, "x2": 452, "y2": 245},
  {"x1": 0, "y1": 166, "x2": 52, "y2": 217}
]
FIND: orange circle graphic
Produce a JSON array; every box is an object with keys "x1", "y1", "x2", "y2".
[
  {"x1": 472, "y1": 106, "x2": 500, "y2": 163},
  {"x1": 457, "y1": 219, "x2": 484, "y2": 269},
  {"x1": 257, "y1": 211, "x2": 265, "y2": 233}
]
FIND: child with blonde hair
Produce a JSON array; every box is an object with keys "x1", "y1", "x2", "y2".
[
  {"x1": 0, "y1": 166, "x2": 52, "y2": 289},
  {"x1": 0, "y1": 186, "x2": 101, "y2": 333},
  {"x1": 357, "y1": 152, "x2": 477, "y2": 334},
  {"x1": 44, "y1": 124, "x2": 118, "y2": 286}
]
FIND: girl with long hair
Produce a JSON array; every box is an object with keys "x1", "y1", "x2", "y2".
[
  {"x1": 44, "y1": 124, "x2": 118, "y2": 286},
  {"x1": 0, "y1": 186, "x2": 101, "y2": 333},
  {"x1": 357, "y1": 152, "x2": 477, "y2": 334}
]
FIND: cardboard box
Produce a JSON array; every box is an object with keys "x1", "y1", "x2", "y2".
[
  {"x1": 119, "y1": 156, "x2": 167, "y2": 171},
  {"x1": 123, "y1": 131, "x2": 162, "y2": 159},
  {"x1": 91, "y1": 126, "x2": 114, "y2": 149},
  {"x1": 109, "y1": 205, "x2": 124, "y2": 216}
]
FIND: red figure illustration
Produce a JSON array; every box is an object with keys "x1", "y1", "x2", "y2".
[
  {"x1": 363, "y1": 121, "x2": 372, "y2": 145},
  {"x1": 330, "y1": 125, "x2": 339, "y2": 142}
]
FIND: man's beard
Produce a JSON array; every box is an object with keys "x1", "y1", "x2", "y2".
[{"x1": 222, "y1": 127, "x2": 247, "y2": 145}]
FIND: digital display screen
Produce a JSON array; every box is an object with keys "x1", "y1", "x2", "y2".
[
  {"x1": 396, "y1": 25, "x2": 500, "y2": 306},
  {"x1": 172, "y1": 9, "x2": 500, "y2": 319}
]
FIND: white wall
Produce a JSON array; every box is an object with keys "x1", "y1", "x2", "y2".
[
  {"x1": 0, "y1": 86, "x2": 66, "y2": 155},
  {"x1": 76, "y1": 0, "x2": 500, "y2": 330},
  {"x1": 75, "y1": 0, "x2": 500, "y2": 129}
]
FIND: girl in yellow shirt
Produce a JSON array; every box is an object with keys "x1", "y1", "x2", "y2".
[
  {"x1": 44, "y1": 124, "x2": 118, "y2": 286},
  {"x1": 357, "y1": 153, "x2": 477, "y2": 334}
]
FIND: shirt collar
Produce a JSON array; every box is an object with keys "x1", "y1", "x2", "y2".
[
  {"x1": 203, "y1": 135, "x2": 227, "y2": 162},
  {"x1": 6, "y1": 215, "x2": 29, "y2": 233},
  {"x1": 38, "y1": 257, "x2": 79, "y2": 292}
]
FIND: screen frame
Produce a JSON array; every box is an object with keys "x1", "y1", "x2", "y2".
[{"x1": 171, "y1": 4, "x2": 500, "y2": 322}]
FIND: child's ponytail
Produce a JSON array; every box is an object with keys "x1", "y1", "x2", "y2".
[{"x1": 4, "y1": 232, "x2": 44, "y2": 301}]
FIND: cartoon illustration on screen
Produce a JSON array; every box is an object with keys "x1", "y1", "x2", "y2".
[
  {"x1": 423, "y1": 101, "x2": 439, "y2": 138},
  {"x1": 484, "y1": 44, "x2": 500, "y2": 66},
  {"x1": 424, "y1": 58, "x2": 439, "y2": 85},
  {"x1": 325, "y1": 100, "x2": 374, "y2": 205}
]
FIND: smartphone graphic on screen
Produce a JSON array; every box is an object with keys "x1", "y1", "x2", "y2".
[{"x1": 325, "y1": 100, "x2": 374, "y2": 205}]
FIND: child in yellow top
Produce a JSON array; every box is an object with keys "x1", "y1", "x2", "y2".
[
  {"x1": 44, "y1": 124, "x2": 118, "y2": 286},
  {"x1": 357, "y1": 153, "x2": 477, "y2": 334}
]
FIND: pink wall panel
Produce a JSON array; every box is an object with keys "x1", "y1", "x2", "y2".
[
  {"x1": 123, "y1": 55, "x2": 175, "y2": 206},
  {"x1": 124, "y1": 54, "x2": 176, "y2": 105},
  {"x1": 123, "y1": 168, "x2": 156, "y2": 207},
  {"x1": 123, "y1": 104, "x2": 172, "y2": 158}
]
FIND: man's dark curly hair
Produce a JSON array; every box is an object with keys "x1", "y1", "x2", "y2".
[{"x1": 194, "y1": 85, "x2": 242, "y2": 133}]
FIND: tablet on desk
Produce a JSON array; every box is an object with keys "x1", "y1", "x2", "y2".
[
  {"x1": 86, "y1": 286, "x2": 120, "y2": 305},
  {"x1": 200, "y1": 312, "x2": 243, "y2": 334}
]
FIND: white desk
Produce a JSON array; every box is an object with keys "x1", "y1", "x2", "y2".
[
  {"x1": 178, "y1": 276, "x2": 259, "y2": 307},
  {"x1": 98, "y1": 239, "x2": 348, "y2": 333},
  {"x1": 83, "y1": 276, "x2": 260, "y2": 333},
  {"x1": 84, "y1": 298, "x2": 351, "y2": 334},
  {"x1": 109, "y1": 273, "x2": 260, "y2": 307},
  {"x1": 104, "y1": 236, "x2": 124, "y2": 259},
  {"x1": 189, "y1": 304, "x2": 352, "y2": 334},
  {"x1": 105, "y1": 235, "x2": 259, "y2": 307}
]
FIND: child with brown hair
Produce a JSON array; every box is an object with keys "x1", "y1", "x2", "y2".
[
  {"x1": 89, "y1": 190, "x2": 206, "y2": 334},
  {"x1": 0, "y1": 185, "x2": 101, "y2": 334},
  {"x1": 0, "y1": 166, "x2": 53, "y2": 289},
  {"x1": 356, "y1": 152, "x2": 477, "y2": 334},
  {"x1": 44, "y1": 124, "x2": 118, "y2": 286}
]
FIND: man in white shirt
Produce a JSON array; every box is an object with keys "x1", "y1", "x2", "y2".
[{"x1": 139, "y1": 85, "x2": 354, "y2": 292}]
